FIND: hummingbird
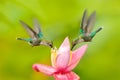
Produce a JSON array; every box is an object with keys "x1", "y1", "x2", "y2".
[
  {"x1": 17, "y1": 19, "x2": 53, "y2": 48},
  {"x1": 71, "y1": 10, "x2": 102, "y2": 50}
]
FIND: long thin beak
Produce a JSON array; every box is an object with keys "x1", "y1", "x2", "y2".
[
  {"x1": 71, "y1": 38, "x2": 84, "y2": 50},
  {"x1": 40, "y1": 41, "x2": 53, "y2": 48}
]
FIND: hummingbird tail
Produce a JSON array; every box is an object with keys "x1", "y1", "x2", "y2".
[
  {"x1": 17, "y1": 38, "x2": 32, "y2": 42},
  {"x1": 90, "y1": 27, "x2": 103, "y2": 38},
  {"x1": 96, "y1": 27, "x2": 103, "y2": 33},
  {"x1": 16, "y1": 38, "x2": 27, "y2": 41},
  {"x1": 17, "y1": 38, "x2": 23, "y2": 40}
]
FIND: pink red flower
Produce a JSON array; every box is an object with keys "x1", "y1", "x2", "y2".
[{"x1": 33, "y1": 37, "x2": 88, "y2": 80}]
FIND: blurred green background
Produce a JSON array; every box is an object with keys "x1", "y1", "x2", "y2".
[{"x1": 0, "y1": 0, "x2": 120, "y2": 80}]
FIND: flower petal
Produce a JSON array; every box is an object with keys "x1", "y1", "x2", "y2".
[
  {"x1": 54, "y1": 71, "x2": 80, "y2": 80},
  {"x1": 56, "y1": 37, "x2": 70, "y2": 69},
  {"x1": 54, "y1": 73, "x2": 68, "y2": 80},
  {"x1": 67, "y1": 44, "x2": 88, "y2": 71},
  {"x1": 32, "y1": 64, "x2": 56, "y2": 75},
  {"x1": 51, "y1": 47, "x2": 58, "y2": 67},
  {"x1": 58, "y1": 37, "x2": 70, "y2": 55}
]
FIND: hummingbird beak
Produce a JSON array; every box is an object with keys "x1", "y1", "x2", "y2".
[
  {"x1": 71, "y1": 38, "x2": 84, "y2": 50},
  {"x1": 47, "y1": 41, "x2": 53, "y2": 48},
  {"x1": 40, "y1": 40, "x2": 53, "y2": 48}
]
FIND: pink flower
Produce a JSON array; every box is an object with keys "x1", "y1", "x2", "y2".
[{"x1": 32, "y1": 37, "x2": 88, "y2": 80}]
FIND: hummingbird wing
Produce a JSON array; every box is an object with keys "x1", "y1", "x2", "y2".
[
  {"x1": 80, "y1": 9, "x2": 87, "y2": 33},
  {"x1": 33, "y1": 18, "x2": 43, "y2": 38},
  {"x1": 85, "y1": 11, "x2": 96, "y2": 33},
  {"x1": 19, "y1": 20, "x2": 37, "y2": 39}
]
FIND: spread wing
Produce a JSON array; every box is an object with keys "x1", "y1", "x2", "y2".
[
  {"x1": 85, "y1": 11, "x2": 96, "y2": 33},
  {"x1": 80, "y1": 9, "x2": 87, "y2": 33},
  {"x1": 19, "y1": 20, "x2": 37, "y2": 39},
  {"x1": 33, "y1": 18, "x2": 43, "y2": 38}
]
